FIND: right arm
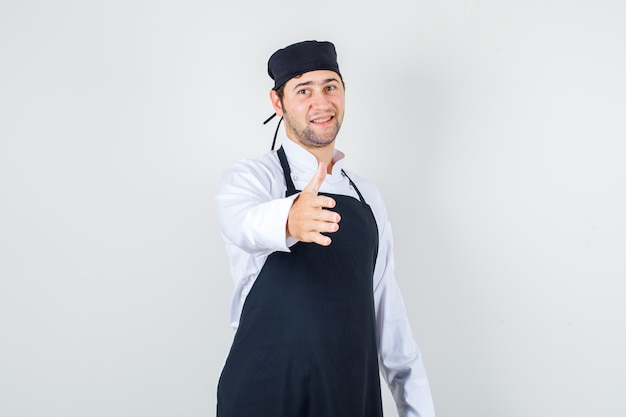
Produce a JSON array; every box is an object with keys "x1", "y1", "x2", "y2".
[
  {"x1": 216, "y1": 159, "x2": 340, "y2": 256},
  {"x1": 215, "y1": 160, "x2": 297, "y2": 256}
]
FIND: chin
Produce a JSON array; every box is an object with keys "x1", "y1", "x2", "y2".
[{"x1": 304, "y1": 136, "x2": 336, "y2": 148}]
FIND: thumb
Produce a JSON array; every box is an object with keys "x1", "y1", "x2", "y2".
[{"x1": 303, "y1": 162, "x2": 327, "y2": 195}]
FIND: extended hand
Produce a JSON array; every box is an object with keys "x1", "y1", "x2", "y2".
[{"x1": 287, "y1": 162, "x2": 341, "y2": 246}]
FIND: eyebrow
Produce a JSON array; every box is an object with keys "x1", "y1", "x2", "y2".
[{"x1": 291, "y1": 78, "x2": 340, "y2": 91}]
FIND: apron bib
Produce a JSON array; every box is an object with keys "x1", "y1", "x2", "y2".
[{"x1": 217, "y1": 147, "x2": 382, "y2": 417}]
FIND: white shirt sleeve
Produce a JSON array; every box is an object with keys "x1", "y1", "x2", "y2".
[
  {"x1": 215, "y1": 159, "x2": 298, "y2": 256},
  {"x1": 373, "y1": 220, "x2": 436, "y2": 417}
]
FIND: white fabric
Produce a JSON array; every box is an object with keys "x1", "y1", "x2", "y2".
[{"x1": 215, "y1": 138, "x2": 436, "y2": 417}]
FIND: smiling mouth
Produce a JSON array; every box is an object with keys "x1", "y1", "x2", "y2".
[{"x1": 311, "y1": 116, "x2": 333, "y2": 124}]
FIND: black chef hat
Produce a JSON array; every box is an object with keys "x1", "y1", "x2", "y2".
[{"x1": 267, "y1": 40, "x2": 341, "y2": 90}]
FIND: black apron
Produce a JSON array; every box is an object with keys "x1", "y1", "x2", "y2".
[{"x1": 217, "y1": 147, "x2": 383, "y2": 417}]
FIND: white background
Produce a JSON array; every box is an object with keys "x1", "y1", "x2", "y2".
[{"x1": 1, "y1": 1, "x2": 625, "y2": 416}]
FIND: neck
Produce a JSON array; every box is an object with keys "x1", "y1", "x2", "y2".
[
  {"x1": 286, "y1": 137, "x2": 336, "y2": 174},
  {"x1": 306, "y1": 144, "x2": 335, "y2": 173}
]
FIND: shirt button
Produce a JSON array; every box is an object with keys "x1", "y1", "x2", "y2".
[{"x1": 292, "y1": 175, "x2": 298, "y2": 181}]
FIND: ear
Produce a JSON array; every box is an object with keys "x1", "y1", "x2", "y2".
[{"x1": 269, "y1": 90, "x2": 283, "y2": 116}]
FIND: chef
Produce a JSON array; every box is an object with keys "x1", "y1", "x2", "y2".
[{"x1": 215, "y1": 40, "x2": 436, "y2": 417}]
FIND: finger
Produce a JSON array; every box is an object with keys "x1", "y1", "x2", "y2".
[
  {"x1": 302, "y1": 162, "x2": 327, "y2": 195},
  {"x1": 313, "y1": 195, "x2": 337, "y2": 209},
  {"x1": 315, "y1": 219, "x2": 339, "y2": 234},
  {"x1": 313, "y1": 208, "x2": 341, "y2": 224},
  {"x1": 310, "y1": 232, "x2": 332, "y2": 247}
]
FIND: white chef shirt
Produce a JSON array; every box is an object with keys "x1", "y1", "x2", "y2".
[{"x1": 215, "y1": 138, "x2": 436, "y2": 417}]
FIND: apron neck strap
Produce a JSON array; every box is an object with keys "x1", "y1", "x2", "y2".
[{"x1": 277, "y1": 146, "x2": 298, "y2": 197}]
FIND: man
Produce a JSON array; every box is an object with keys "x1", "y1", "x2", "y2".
[{"x1": 215, "y1": 40, "x2": 435, "y2": 417}]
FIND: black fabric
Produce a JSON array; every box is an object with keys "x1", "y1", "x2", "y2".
[
  {"x1": 276, "y1": 146, "x2": 297, "y2": 196},
  {"x1": 267, "y1": 40, "x2": 341, "y2": 90},
  {"x1": 217, "y1": 147, "x2": 382, "y2": 417}
]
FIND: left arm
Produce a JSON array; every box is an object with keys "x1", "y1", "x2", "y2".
[{"x1": 373, "y1": 218, "x2": 436, "y2": 417}]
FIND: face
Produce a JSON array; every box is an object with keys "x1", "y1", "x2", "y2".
[{"x1": 271, "y1": 70, "x2": 345, "y2": 149}]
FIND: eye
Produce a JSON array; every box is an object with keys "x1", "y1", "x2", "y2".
[
  {"x1": 326, "y1": 85, "x2": 337, "y2": 92},
  {"x1": 297, "y1": 88, "x2": 310, "y2": 95}
]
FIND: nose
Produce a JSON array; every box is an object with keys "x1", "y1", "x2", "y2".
[{"x1": 311, "y1": 90, "x2": 331, "y2": 109}]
